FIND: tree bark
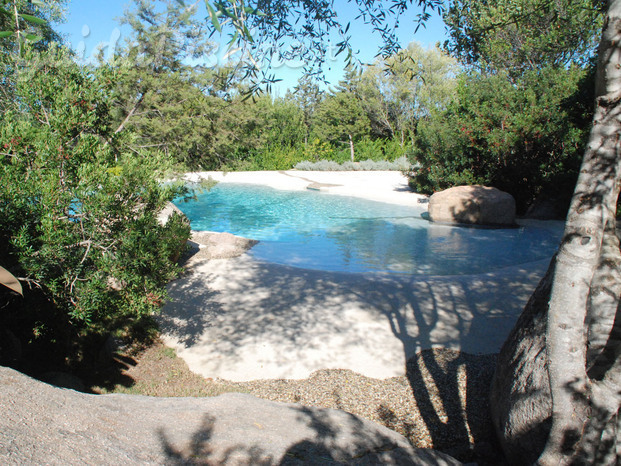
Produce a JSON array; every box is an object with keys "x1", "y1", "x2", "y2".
[
  {"x1": 492, "y1": 1, "x2": 621, "y2": 464},
  {"x1": 349, "y1": 133, "x2": 355, "y2": 162}
]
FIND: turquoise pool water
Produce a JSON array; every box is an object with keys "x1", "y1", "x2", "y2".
[{"x1": 174, "y1": 183, "x2": 563, "y2": 275}]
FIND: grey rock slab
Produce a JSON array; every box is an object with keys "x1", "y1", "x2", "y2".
[
  {"x1": 157, "y1": 201, "x2": 189, "y2": 227},
  {"x1": 184, "y1": 231, "x2": 259, "y2": 264},
  {"x1": 0, "y1": 366, "x2": 461, "y2": 465}
]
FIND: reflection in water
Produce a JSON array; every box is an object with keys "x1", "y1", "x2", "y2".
[{"x1": 175, "y1": 183, "x2": 562, "y2": 275}]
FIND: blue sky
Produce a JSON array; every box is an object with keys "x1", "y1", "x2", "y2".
[{"x1": 56, "y1": 0, "x2": 448, "y2": 94}]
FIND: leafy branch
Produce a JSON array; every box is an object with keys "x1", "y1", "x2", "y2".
[
  {"x1": 203, "y1": 0, "x2": 445, "y2": 93},
  {"x1": 0, "y1": 0, "x2": 48, "y2": 56}
]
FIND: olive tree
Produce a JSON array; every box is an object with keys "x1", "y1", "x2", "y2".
[{"x1": 491, "y1": 3, "x2": 621, "y2": 463}]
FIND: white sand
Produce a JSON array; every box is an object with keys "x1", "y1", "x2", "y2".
[
  {"x1": 183, "y1": 170, "x2": 428, "y2": 207},
  {"x1": 159, "y1": 171, "x2": 551, "y2": 382}
]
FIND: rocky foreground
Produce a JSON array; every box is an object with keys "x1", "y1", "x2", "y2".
[{"x1": 0, "y1": 366, "x2": 460, "y2": 465}]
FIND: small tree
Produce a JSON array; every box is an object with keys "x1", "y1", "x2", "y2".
[
  {"x1": 359, "y1": 42, "x2": 459, "y2": 147},
  {"x1": 312, "y1": 91, "x2": 370, "y2": 162},
  {"x1": 106, "y1": 0, "x2": 216, "y2": 167},
  {"x1": 289, "y1": 75, "x2": 325, "y2": 146}
]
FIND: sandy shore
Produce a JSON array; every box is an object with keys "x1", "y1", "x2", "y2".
[
  {"x1": 160, "y1": 170, "x2": 552, "y2": 382},
  {"x1": 183, "y1": 170, "x2": 428, "y2": 207}
]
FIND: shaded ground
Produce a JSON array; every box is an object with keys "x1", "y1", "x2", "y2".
[
  {"x1": 160, "y1": 254, "x2": 547, "y2": 381},
  {"x1": 88, "y1": 339, "x2": 504, "y2": 464}
]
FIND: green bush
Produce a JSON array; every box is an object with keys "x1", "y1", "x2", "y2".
[
  {"x1": 303, "y1": 139, "x2": 335, "y2": 161},
  {"x1": 249, "y1": 145, "x2": 307, "y2": 170},
  {"x1": 352, "y1": 137, "x2": 408, "y2": 162},
  {"x1": 0, "y1": 46, "x2": 190, "y2": 364},
  {"x1": 411, "y1": 67, "x2": 593, "y2": 213}
]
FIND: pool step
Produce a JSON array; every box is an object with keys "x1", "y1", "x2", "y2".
[{"x1": 306, "y1": 182, "x2": 342, "y2": 191}]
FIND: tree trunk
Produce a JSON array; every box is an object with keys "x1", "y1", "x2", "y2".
[
  {"x1": 491, "y1": 2, "x2": 621, "y2": 464},
  {"x1": 349, "y1": 133, "x2": 355, "y2": 162}
]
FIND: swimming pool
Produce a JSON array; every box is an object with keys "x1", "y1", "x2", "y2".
[{"x1": 174, "y1": 183, "x2": 563, "y2": 275}]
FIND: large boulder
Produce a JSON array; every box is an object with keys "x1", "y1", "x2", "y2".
[
  {"x1": 0, "y1": 366, "x2": 461, "y2": 465},
  {"x1": 428, "y1": 186, "x2": 516, "y2": 227}
]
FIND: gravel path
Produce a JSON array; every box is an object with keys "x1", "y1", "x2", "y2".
[{"x1": 233, "y1": 348, "x2": 502, "y2": 464}]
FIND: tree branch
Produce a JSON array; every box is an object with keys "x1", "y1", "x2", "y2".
[{"x1": 114, "y1": 92, "x2": 145, "y2": 135}]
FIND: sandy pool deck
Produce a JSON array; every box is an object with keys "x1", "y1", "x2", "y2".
[{"x1": 159, "y1": 171, "x2": 553, "y2": 382}]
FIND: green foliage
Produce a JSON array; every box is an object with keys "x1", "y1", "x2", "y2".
[
  {"x1": 201, "y1": 0, "x2": 444, "y2": 90},
  {"x1": 0, "y1": 45, "x2": 189, "y2": 357},
  {"x1": 107, "y1": 0, "x2": 308, "y2": 174},
  {"x1": 253, "y1": 96, "x2": 305, "y2": 148},
  {"x1": 222, "y1": 145, "x2": 306, "y2": 171},
  {"x1": 411, "y1": 66, "x2": 594, "y2": 213},
  {"x1": 443, "y1": 0, "x2": 603, "y2": 76},
  {"x1": 288, "y1": 75, "x2": 325, "y2": 143},
  {"x1": 352, "y1": 137, "x2": 407, "y2": 162},
  {"x1": 105, "y1": 0, "x2": 217, "y2": 169},
  {"x1": 311, "y1": 91, "x2": 370, "y2": 160},
  {"x1": 303, "y1": 139, "x2": 335, "y2": 161},
  {"x1": 359, "y1": 43, "x2": 459, "y2": 146},
  {"x1": 204, "y1": 94, "x2": 305, "y2": 170},
  {"x1": 409, "y1": 0, "x2": 601, "y2": 215},
  {"x1": 0, "y1": 0, "x2": 66, "y2": 56}
]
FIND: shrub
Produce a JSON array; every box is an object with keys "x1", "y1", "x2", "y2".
[
  {"x1": 0, "y1": 46, "x2": 190, "y2": 365},
  {"x1": 246, "y1": 145, "x2": 307, "y2": 170},
  {"x1": 411, "y1": 67, "x2": 593, "y2": 212},
  {"x1": 294, "y1": 157, "x2": 411, "y2": 171},
  {"x1": 295, "y1": 160, "x2": 344, "y2": 171},
  {"x1": 353, "y1": 137, "x2": 408, "y2": 162},
  {"x1": 303, "y1": 139, "x2": 335, "y2": 161}
]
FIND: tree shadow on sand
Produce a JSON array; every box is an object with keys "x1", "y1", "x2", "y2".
[
  {"x1": 158, "y1": 225, "x2": 556, "y2": 463},
  {"x1": 355, "y1": 271, "x2": 534, "y2": 463}
]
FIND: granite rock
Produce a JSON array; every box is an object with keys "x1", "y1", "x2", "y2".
[
  {"x1": 428, "y1": 186, "x2": 516, "y2": 226},
  {"x1": 0, "y1": 366, "x2": 461, "y2": 465}
]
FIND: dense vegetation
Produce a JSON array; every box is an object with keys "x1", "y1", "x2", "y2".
[
  {"x1": 412, "y1": 0, "x2": 602, "y2": 213},
  {"x1": 96, "y1": 0, "x2": 600, "y2": 215},
  {"x1": 0, "y1": 1, "x2": 191, "y2": 371},
  {"x1": 101, "y1": 0, "x2": 456, "y2": 174}
]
